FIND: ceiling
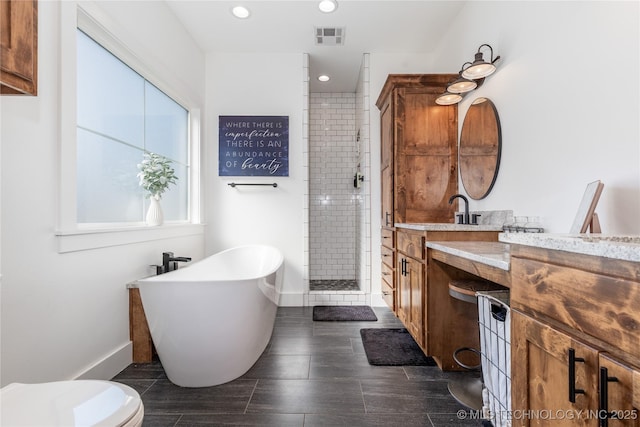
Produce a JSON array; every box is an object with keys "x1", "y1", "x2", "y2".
[{"x1": 165, "y1": 1, "x2": 466, "y2": 92}]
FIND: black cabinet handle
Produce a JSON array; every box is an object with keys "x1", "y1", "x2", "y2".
[
  {"x1": 400, "y1": 258, "x2": 407, "y2": 276},
  {"x1": 599, "y1": 366, "x2": 619, "y2": 427},
  {"x1": 568, "y1": 348, "x2": 586, "y2": 403}
]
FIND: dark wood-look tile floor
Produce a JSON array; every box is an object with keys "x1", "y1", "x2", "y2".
[{"x1": 112, "y1": 306, "x2": 484, "y2": 426}]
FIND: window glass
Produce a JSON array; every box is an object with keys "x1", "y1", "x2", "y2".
[
  {"x1": 144, "y1": 81, "x2": 189, "y2": 164},
  {"x1": 155, "y1": 163, "x2": 189, "y2": 221},
  {"x1": 76, "y1": 29, "x2": 189, "y2": 224},
  {"x1": 77, "y1": 128, "x2": 143, "y2": 223},
  {"x1": 77, "y1": 30, "x2": 144, "y2": 149}
]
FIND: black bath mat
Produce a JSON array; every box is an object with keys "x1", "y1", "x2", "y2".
[
  {"x1": 312, "y1": 305, "x2": 378, "y2": 321},
  {"x1": 360, "y1": 328, "x2": 437, "y2": 366}
]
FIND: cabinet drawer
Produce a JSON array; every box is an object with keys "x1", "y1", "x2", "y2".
[
  {"x1": 381, "y1": 245, "x2": 394, "y2": 268},
  {"x1": 381, "y1": 227, "x2": 394, "y2": 248},
  {"x1": 381, "y1": 262, "x2": 394, "y2": 288},
  {"x1": 511, "y1": 257, "x2": 640, "y2": 360},
  {"x1": 397, "y1": 231, "x2": 425, "y2": 260},
  {"x1": 381, "y1": 279, "x2": 395, "y2": 310}
]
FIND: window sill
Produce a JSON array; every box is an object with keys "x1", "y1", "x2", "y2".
[{"x1": 55, "y1": 223, "x2": 206, "y2": 253}]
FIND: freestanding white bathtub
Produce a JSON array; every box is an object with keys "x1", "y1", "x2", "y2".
[{"x1": 136, "y1": 245, "x2": 284, "y2": 387}]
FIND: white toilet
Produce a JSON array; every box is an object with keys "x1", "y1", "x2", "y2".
[{"x1": 0, "y1": 380, "x2": 144, "y2": 426}]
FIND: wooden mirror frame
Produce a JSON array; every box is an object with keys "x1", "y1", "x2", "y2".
[{"x1": 459, "y1": 98, "x2": 502, "y2": 200}]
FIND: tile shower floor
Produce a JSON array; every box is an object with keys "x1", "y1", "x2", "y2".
[
  {"x1": 309, "y1": 279, "x2": 359, "y2": 291},
  {"x1": 112, "y1": 306, "x2": 483, "y2": 426}
]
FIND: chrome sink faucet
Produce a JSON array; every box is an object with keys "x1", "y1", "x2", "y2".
[{"x1": 449, "y1": 194, "x2": 471, "y2": 225}]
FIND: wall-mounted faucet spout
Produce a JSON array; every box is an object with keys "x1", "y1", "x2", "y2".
[{"x1": 449, "y1": 194, "x2": 470, "y2": 224}]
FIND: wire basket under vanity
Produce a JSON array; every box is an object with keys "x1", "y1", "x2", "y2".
[{"x1": 477, "y1": 290, "x2": 511, "y2": 427}]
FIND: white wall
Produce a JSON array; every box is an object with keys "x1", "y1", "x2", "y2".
[
  {"x1": 367, "y1": 1, "x2": 639, "y2": 303},
  {"x1": 205, "y1": 53, "x2": 306, "y2": 306},
  {"x1": 0, "y1": 1, "x2": 206, "y2": 386},
  {"x1": 431, "y1": 1, "x2": 640, "y2": 234}
]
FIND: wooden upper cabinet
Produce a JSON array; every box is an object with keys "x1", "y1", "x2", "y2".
[
  {"x1": 376, "y1": 74, "x2": 458, "y2": 224},
  {"x1": 1, "y1": 0, "x2": 38, "y2": 95}
]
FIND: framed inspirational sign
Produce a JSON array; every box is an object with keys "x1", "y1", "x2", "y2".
[{"x1": 219, "y1": 115, "x2": 289, "y2": 176}]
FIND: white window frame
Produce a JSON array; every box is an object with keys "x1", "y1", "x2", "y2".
[{"x1": 56, "y1": 2, "x2": 203, "y2": 253}]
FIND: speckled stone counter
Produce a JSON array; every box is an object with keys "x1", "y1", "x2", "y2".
[
  {"x1": 397, "y1": 223, "x2": 504, "y2": 232},
  {"x1": 425, "y1": 241, "x2": 510, "y2": 270},
  {"x1": 499, "y1": 233, "x2": 640, "y2": 262}
]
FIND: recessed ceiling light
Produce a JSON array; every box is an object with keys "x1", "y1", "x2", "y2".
[
  {"x1": 232, "y1": 6, "x2": 250, "y2": 19},
  {"x1": 318, "y1": 75, "x2": 330, "y2": 82},
  {"x1": 318, "y1": 0, "x2": 337, "y2": 13}
]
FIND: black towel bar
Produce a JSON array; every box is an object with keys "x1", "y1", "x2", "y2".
[{"x1": 228, "y1": 182, "x2": 278, "y2": 188}]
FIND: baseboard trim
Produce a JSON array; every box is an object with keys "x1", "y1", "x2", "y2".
[
  {"x1": 75, "y1": 341, "x2": 133, "y2": 381},
  {"x1": 279, "y1": 292, "x2": 304, "y2": 306},
  {"x1": 369, "y1": 293, "x2": 388, "y2": 307}
]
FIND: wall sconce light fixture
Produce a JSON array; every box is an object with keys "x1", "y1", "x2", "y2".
[
  {"x1": 463, "y1": 44, "x2": 501, "y2": 79},
  {"x1": 436, "y1": 44, "x2": 501, "y2": 106}
]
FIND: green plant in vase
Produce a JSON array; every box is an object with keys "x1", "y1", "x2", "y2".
[{"x1": 137, "y1": 152, "x2": 178, "y2": 225}]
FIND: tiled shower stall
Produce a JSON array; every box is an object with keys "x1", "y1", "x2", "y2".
[
  {"x1": 307, "y1": 54, "x2": 371, "y2": 305},
  {"x1": 309, "y1": 92, "x2": 358, "y2": 284}
]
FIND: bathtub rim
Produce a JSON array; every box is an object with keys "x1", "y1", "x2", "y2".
[{"x1": 135, "y1": 244, "x2": 284, "y2": 284}]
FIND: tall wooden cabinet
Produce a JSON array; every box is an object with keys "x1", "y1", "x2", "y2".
[
  {"x1": 1, "y1": 0, "x2": 38, "y2": 95},
  {"x1": 376, "y1": 74, "x2": 458, "y2": 311},
  {"x1": 511, "y1": 245, "x2": 640, "y2": 426}
]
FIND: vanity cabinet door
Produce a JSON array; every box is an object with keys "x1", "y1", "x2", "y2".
[
  {"x1": 512, "y1": 310, "x2": 599, "y2": 427},
  {"x1": 397, "y1": 256, "x2": 410, "y2": 325},
  {"x1": 397, "y1": 255, "x2": 424, "y2": 348},
  {"x1": 406, "y1": 256, "x2": 424, "y2": 347},
  {"x1": 598, "y1": 354, "x2": 640, "y2": 426}
]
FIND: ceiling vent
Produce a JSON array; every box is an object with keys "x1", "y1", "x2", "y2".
[{"x1": 315, "y1": 27, "x2": 345, "y2": 46}]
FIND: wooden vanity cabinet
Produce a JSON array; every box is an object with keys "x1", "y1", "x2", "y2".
[
  {"x1": 510, "y1": 245, "x2": 640, "y2": 426},
  {"x1": 376, "y1": 74, "x2": 458, "y2": 312},
  {"x1": 1, "y1": 0, "x2": 38, "y2": 95}
]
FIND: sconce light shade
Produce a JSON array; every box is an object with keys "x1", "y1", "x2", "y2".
[
  {"x1": 447, "y1": 62, "x2": 477, "y2": 94},
  {"x1": 436, "y1": 92, "x2": 463, "y2": 106},
  {"x1": 447, "y1": 76, "x2": 477, "y2": 94},
  {"x1": 462, "y1": 44, "x2": 500, "y2": 80}
]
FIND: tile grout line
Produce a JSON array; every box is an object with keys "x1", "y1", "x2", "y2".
[{"x1": 242, "y1": 379, "x2": 260, "y2": 414}]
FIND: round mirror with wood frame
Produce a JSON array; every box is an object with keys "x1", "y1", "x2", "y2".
[{"x1": 459, "y1": 98, "x2": 502, "y2": 200}]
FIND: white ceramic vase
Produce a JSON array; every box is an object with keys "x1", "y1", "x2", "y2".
[{"x1": 146, "y1": 195, "x2": 163, "y2": 226}]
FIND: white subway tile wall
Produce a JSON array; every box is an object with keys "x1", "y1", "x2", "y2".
[
  {"x1": 309, "y1": 93, "x2": 357, "y2": 282},
  {"x1": 307, "y1": 290, "x2": 369, "y2": 306}
]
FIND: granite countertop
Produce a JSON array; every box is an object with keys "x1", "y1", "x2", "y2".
[
  {"x1": 499, "y1": 233, "x2": 640, "y2": 262},
  {"x1": 425, "y1": 241, "x2": 511, "y2": 271},
  {"x1": 396, "y1": 210, "x2": 511, "y2": 232},
  {"x1": 396, "y1": 223, "x2": 504, "y2": 231}
]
